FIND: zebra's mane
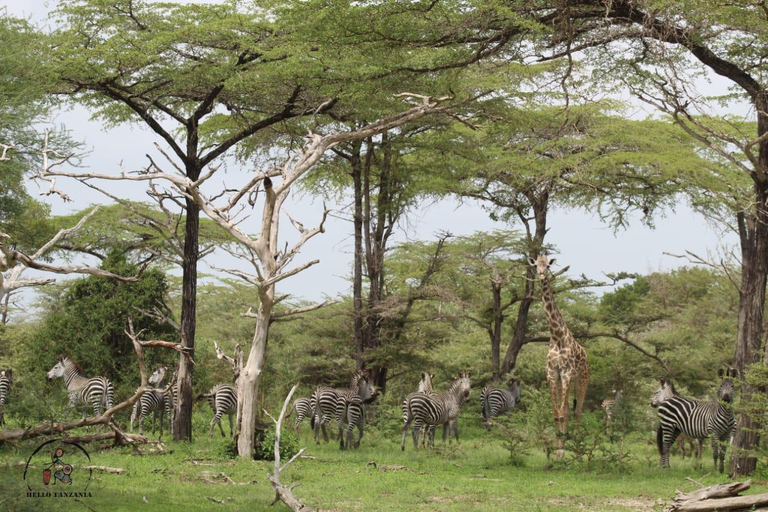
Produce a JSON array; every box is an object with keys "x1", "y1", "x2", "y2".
[{"x1": 57, "y1": 354, "x2": 83, "y2": 374}]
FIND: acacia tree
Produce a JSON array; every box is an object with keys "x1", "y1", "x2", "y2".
[
  {"x1": 41, "y1": 94, "x2": 456, "y2": 458},
  {"x1": 44, "y1": 0, "x2": 341, "y2": 440},
  {"x1": 515, "y1": 0, "x2": 768, "y2": 477},
  {"x1": 427, "y1": 101, "x2": 705, "y2": 376}
]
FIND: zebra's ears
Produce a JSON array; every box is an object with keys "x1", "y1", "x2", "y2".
[
  {"x1": 718, "y1": 368, "x2": 724, "y2": 378},
  {"x1": 730, "y1": 368, "x2": 739, "y2": 378}
]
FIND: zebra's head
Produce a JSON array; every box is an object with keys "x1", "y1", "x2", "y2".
[
  {"x1": 717, "y1": 368, "x2": 738, "y2": 404},
  {"x1": 452, "y1": 370, "x2": 472, "y2": 401},
  {"x1": 0, "y1": 369, "x2": 11, "y2": 382},
  {"x1": 528, "y1": 254, "x2": 556, "y2": 279},
  {"x1": 418, "y1": 372, "x2": 435, "y2": 394},
  {"x1": 352, "y1": 370, "x2": 377, "y2": 403},
  {"x1": 650, "y1": 379, "x2": 676, "y2": 408},
  {"x1": 45, "y1": 355, "x2": 74, "y2": 381},
  {"x1": 149, "y1": 365, "x2": 168, "y2": 386},
  {"x1": 508, "y1": 378, "x2": 521, "y2": 405}
]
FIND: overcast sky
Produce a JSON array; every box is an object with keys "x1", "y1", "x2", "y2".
[{"x1": 2, "y1": 0, "x2": 740, "y2": 305}]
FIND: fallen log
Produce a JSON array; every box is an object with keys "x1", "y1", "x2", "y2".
[
  {"x1": 666, "y1": 480, "x2": 768, "y2": 511},
  {"x1": 85, "y1": 465, "x2": 125, "y2": 474}
]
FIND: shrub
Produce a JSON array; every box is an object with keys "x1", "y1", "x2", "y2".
[{"x1": 254, "y1": 425, "x2": 300, "y2": 461}]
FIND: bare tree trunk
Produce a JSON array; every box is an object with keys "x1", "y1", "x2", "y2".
[
  {"x1": 352, "y1": 143, "x2": 366, "y2": 369},
  {"x1": 490, "y1": 283, "x2": 503, "y2": 379},
  {"x1": 237, "y1": 290, "x2": 274, "y2": 458},
  {"x1": 174, "y1": 197, "x2": 200, "y2": 441}
]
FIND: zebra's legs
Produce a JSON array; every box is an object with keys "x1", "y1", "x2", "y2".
[
  {"x1": 228, "y1": 412, "x2": 234, "y2": 437},
  {"x1": 658, "y1": 427, "x2": 679, "y2": 468},
  {"x1": 712, "y1": 437, "x2": 727, "y2": 473},
  {"x1": 400, "y1": 415, "x2": 413, "y2": 450}
]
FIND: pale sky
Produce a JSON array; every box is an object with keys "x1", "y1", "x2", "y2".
[{"x1": 2, "y1": 0, "x2": 739, "y2": 305}]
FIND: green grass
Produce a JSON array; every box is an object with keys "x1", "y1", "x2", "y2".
[{"x1": 0, "y1": 413, "x2": 765, "y2": 511}]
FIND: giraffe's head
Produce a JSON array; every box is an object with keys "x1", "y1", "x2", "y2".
[
  {"x1": 149, "y1": 365, "x2": 168, "y2": 386},
  {"x1": 717, "y1": 368, "x2": 738, "y2": 404},
  {"x1": 528, "y1": 254, "x2": 556, "y2": 279},
  {"x1": 650, "y1": 378, "x2": 676, "y2": 407},
  {"x1": 418, "y1": 371, "x2": 435, "y2": 394}
]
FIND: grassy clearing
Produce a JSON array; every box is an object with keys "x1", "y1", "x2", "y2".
[{"x1": 0, "y1": 412, "x2": 765, "y2": 511}]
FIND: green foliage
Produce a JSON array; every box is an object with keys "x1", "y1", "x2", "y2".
[
  {"x1": 25, "y1": 253, "x2": 177, "y2": 394},
  {"x1": 254, "y1": 425, "x2": 300, "y2": 462}
]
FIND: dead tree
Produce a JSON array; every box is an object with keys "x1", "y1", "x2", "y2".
[
  {"x1": 40, "y1": 93, "x2": 457, "y2": 458},
  {"x1": 666, "y1": 480, "x2": 768, "y2": 512}
]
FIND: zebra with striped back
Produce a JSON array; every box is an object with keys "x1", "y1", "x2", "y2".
[
  {"x1": 653, "y1": 369, "x2": 737, "y2": 473},
  {"x1": 0, "y1": 369, "x2": 11, "y2": 426},
  {"x1": 310, "y1": 370, "x2": 367, "y2": 444},
  {"x1": 402, "y1": 371, "x2": 436, "y2": 446},
  {"x1": 130, "y1": 365, "x2": 170, "y2": 436},
  {"x1": 401, "y1": 370, "x2": 472, "y2": 451},
  {"x1": 481, "y1": 378, "x2": 521, "y2": 429},
  {"x1": 286, "y1": 397, "x2": 312, "y2": 432},
  {"x1": 338, "y1": 373, "x2": 377, "y2": 450},
  {"x1": 206, "y1": 384, "x2": 237, "y2": 437},
  {"x1": 45, "y1": 355, "x2": 114, "y2": 421},
  {"x1": 601, "y1": 388, "x2": 623, "y2": 426}
]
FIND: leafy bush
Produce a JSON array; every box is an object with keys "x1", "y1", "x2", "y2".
[{"x1": 254, "y1": 425, "x2": 300, "y2": 461}]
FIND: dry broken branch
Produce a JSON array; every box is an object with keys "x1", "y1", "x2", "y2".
[{"x1": 265, "y1": 383, "x2": 314, "y2": 512}]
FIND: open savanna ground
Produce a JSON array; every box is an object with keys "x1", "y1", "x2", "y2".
[{"x1": 1, "y1": 409, "x2": 766, "y2": 512}]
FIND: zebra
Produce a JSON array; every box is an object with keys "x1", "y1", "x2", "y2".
[
  {"x1": 205, "y1": 384, "x2": 237, "y2": 437},
  {"x1": 481, "y1": 378, "x2": 521, "y2": 429},
  {"x1": 402, "y1": 371, "x2": 436, "y2": 446},
  {"x1": 601, "y1": 388, "x2": 623, "y2": 426},
  {"x1": 165, "y1": 369, "x2": 178, "y2": 436},
  {"x1": 45, "y1": 355, "x2": 114, "y2": 421},
  {"x1": 653, "y1": 369, "x2": 737, "y2": 473},
  {"x1": 0, "y1": 369, "x2": 11, "y2": 426},
  {"x1": 401, "y1": 370, "x2": 472, "y2": 451},
  {"x1": 310, "y1": 370, "x2": 371, "y2": 445},
  {"x1": 337, "y1": 373, "x2": 377, "y2": 450},
  {"x1": 130, "y1": 365, "x2": 170, "y2": 436},
  {"x1": 285, "y1": 397, "x2": 312, "y2": 432}
]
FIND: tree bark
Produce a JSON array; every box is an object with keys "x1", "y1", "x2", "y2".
[
  {"x1": 236, "y1": 289, "x2": 274, "y2": 458},
  {"x1": 174, "y1": 196, "x2": 200, "y2": 441}
]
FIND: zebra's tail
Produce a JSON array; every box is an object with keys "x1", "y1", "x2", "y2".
[
  {"x1": 310, "y1": 413, "x2": 316, "y2": 430},
  {"x1": 105, "y1": 379, "x2": 114, "y2": 410},
  {"x1": 656, "y1": 425, "x2": 663, "y2": 455}
]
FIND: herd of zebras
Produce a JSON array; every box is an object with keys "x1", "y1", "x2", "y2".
[{"x1": 0, "y1": 355, "x2": 738, "y2": 471}]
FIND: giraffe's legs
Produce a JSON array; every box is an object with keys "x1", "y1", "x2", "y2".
[
  {"x1": 572, "y1": 373, "x2": 588, "y2": 423},
  {"x1": 548, "y1": 376, "x2": 566, "y2": 459}
]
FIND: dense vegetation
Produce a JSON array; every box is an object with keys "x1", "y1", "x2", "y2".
[{"x1": 2, "y1": 0, "x2": 768, "y2": 508}]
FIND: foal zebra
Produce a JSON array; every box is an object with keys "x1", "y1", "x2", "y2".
[
  {"x1": 205, "y1": 384, "x2": 237, "y2": 437},
  {"x1": 0, "y1": 369, "x2": 11, "y2": 426},
  {"x1": 286, "y1": 397, "x2": 312, "y2": 432},
  {"x1": 653, "y1": 369, "x2": 737, "y2": 473},
  {"x1": 481, "y1": 378, "x2": 521, "y2": 429},
  {"x1": 401, "y1": 370, "x2": 472, "y2": 450},
  {"x1": 601, "y1": 388, "x2": 623, "y2": 426},
  {"x1": 45, "y1": 355, "x2": 114, "y2": 421},
  {"x1": 130, "y1": 365, "x2": 171, "y2": 436}
]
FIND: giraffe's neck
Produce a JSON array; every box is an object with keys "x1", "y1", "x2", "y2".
[{"x1": 541, "y1": 274, "x2": 568, "y2": 348}]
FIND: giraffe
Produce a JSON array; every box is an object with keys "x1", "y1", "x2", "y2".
[{"x1": 529, "y1": 254, "x2": 589, "y2": 459}]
